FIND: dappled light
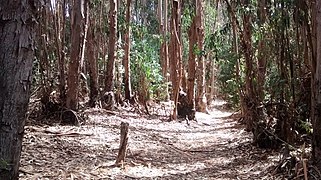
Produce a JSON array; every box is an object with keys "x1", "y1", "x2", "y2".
[
  {"x1": 1, "y1": 0, "x2": 320, "y2": 179},
  {"x1": 20, "y1": 100, "x2": 278, "y2": 179}
]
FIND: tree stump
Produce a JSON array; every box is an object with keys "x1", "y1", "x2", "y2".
[{"x1": 115, "y1": 122, "x2": 129, "y2": 166}]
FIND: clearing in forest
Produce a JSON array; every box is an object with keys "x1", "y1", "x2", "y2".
[{"x1": 20, "y1": 100, "x2": 278, "y2": 179}]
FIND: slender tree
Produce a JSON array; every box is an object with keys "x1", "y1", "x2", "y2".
[
  {"x1": 123, "y1": 0, "x2": 132, "y2": 100},
  {"x1": 241, "y1": 0, "x2": 256, "y2": 131},
  {"x1": 187, "y1": 0, "x2": 197, "y2": 117},
  {"x1": 87, "y1": 7, "x2": 99, "y2": 107},
  {"x1": 195, "y1": 0, "x2": 208, "y2": 113},
  {"x1": 105, "y1": 0, "x2": 118, "y2": 93},
  {"x1": 0, "y1": 1, "x2": 37, "y2": 178},
  {"x1": 55, "y1": 0, "x2": 67, "y2": 104},
  {"x1": 312, "y1": 0, "x2": 321, "y2": 169},
  {"x1": 169, "y1": 0, "x2": 182, "y2": 120},
  {"x1": 66, "y1": 0, "x2": 85, "y2": 110}
]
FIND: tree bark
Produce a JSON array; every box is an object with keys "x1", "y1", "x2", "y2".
[
  {"x1": 105, "y1": 0, "x2": 118, "y2": 93},
  {"x1": 115, "y1": 122, "x2": 129, "y2": 166},
  {"x1": 55, "y1": 0, "x2": 67, "y2": 104},
  {"x1": 0, "y1": 1, "x2": 37, "y2": 179},
  {"x1": 241, "y1": 0, "x2": 256, "y2": 131},
  {"x1": 187, "y1": 3, "x2": 197, "y2": 116},
  {"x1": 225, "y1": 0, "x2": 246, "y2": 117},
  {"x1": 123, "y1": 0, "x2": 132, "y2": 100},
  {"x1": 87, "y1": 14, "x2": 99, "y2": 108},
  {"x1": 312, "y1": 0, "x2": 321, "y2": 169},
  {"x1": 66, "y1": 0, "x2": 84, "y2": 110},
  {"x1": 195, "y1": 0, "x2": 208, "y2": 113},
  {"x1": 164, "y1": 0, "x2": 169, "y2": 100},
  {"x1": 169, "y1": 0, "x2": 182, "y2": 120},
  {"x1": 257, "y1": 0, "x2": 267, "y2": 103}
]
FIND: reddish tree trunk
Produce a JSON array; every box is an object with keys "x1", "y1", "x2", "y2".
[
  {"x1": 169, "y1": 0, "x2": 182, "y2": 120},
  {"x1": 187, "y1": 15, "x2": 197, "y2": 114},
  {"x1": 66, "y1": 0, "x2": 84, "y2": 110},
  {"x1": 123, "y1": 0, "x2": 132, "y2": 100},
  {"x1": 195, "y1": 0, "x2": 208, "y2": 113}
]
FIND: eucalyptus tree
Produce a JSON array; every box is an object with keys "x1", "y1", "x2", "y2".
[
  {"x1": 0, "y1": 1, "x2": 38, "y2": 178},
  {"x1": 123, "y1": 0, "x2": 132, "y2": 100},
  {"x1": 54, "y1": 0, "x2": 68, "y2": 103},
  {"x1": 159, "y1": 0, "x2": 169, "y2": 100},
  {"x1": 187, "y1": 1, "x2": 197, "y2": 117},
  {"x1": 104, "y1": 0, "x2": 118, "y2": 110},
  {"x1": 66, "y1": 0, "x2": 86, "y2": 110},
  {"x1": 312, "y1": 0, "x2": 321, "y2": 170},
  {"x1": 87, "y1": 1, "x2": 99, "y2": 107},
  {"x1": 169, "y1": 0, "x2": 182, "y2": 120},
  {"x1": 194, "y1": 0, "x2": 208, "y2": 113}
]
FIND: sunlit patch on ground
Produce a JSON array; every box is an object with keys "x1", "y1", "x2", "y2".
[{"x1": 20, "y1": 100, "x2": 278, "y2": 179}]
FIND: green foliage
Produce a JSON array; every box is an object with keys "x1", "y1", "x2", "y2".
[
  {"x1": 216, "y1": 51, "x2": 241, "y2": 107},
  {"x1": 131, "y1": 25, "x2": 164, "y2": 100}
]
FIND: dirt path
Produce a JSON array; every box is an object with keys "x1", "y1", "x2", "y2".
[{"x1": 20, "y1": 100, "x2": 278, "y2": 179}]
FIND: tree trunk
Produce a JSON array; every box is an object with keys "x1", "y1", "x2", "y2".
[
  {"x1": 169, "y1": 0, "x2": 182, "y2": 120},
  {"x1": 123, "y1": 0, "x2": 132, "y2": 100},
  {"x1": 312, "y1": 0, "x2": 321, "y2": 169},
  {"x1": 159, "y1": 0, "x2": 170, "y2": 101},
  {"x1": 105, "y1": 0, "x2": 118, "y2": 93},
  {"x1": 164, "y1": 0, "x2": 169, "y2": 100},
  {"x1": 225, "y1": 0, "x2": 246, "y2": 116},
  {"x1": 208, "y1": 52, "x2": 216, "y2": 105},
  {"x1": 195, "y1": 0, "x2": 208, "y2": 113},
  {"x1": 241, "y1": 0, "x2": 256, "y2": 132},
  {"x1": 257, "y1": 0, "x2": 267, "y2": 103},
  {"x1": 187, "y1": 4, "x2": 197, "y2": 117},
  {"x1": 66, "y1": 0, "x2": 84, "y2": 110},
  {"x1": 54, "y1": 0, "x2": 67, "y2": 103},
  {"x1": 0, "y1": 1, "x2": 37, "y2": 179},
  {"x1": 87, "y1": 15, "x2": 99, "y2": 108}
]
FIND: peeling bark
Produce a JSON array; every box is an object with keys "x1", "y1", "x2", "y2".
[
  {"x1": 66, "y1": 0, "x2": 84, "y2": 110},
  {"x1": 0, "y1": 1, "x2": 37, "y2": 179}
]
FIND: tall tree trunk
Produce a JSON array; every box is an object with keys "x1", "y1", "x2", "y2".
[
  {"x1": 159, "y1": 0, "x2": 169, "y2": 100},
  {"x1": 187, "y1": 2, "x2": 197, "y2": 116},
  {"x1": 56, "y1": 0, "x2": 67, "y2": 104},
  {"x1": 87, "y1": 14, "x2": 99, "y2": 107},
  {"x1": 0, "y1": 1, "x2": 37, "y2": 179},
  {"x1": 195, "y1": 0, "x2": 208, "y2": 113},
  {"x1": 38, "y1": 3, "x2": 51, "y2": 106},
  {"x1": 123, "y1": 0, "x2": 132, "y2": 100},
  {"x1": 169, "y1": 0, "x2": 182, "y2": 120},
  {"x1": 66, "y1": 0, "x2": 84, "y2": 110},
  {"x1": 208, "y1": 52, "x2": 216, "y2": 105},
  {"x1": 164, "y1": 0, "x2": 169, "y2": 100},
  {"x1": 225, "y1": 0, "x2": 246, "y2": 117},
  {"x1": 241, "y1": 0, "x2": 256, "y2": 132},
  {"x1": 257, "y1": 0, "x2": 267, "y2": 103},
  {"x1": 312, "y1": 0, "x2": 321, "y2": 169},
  {"x1": 105, "y1": 0, "x2": 118, "y2": 93}
]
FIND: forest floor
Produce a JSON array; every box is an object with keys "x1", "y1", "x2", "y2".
[{"x1": 19, "y1": 100, "x2": 280, "y2": 180}]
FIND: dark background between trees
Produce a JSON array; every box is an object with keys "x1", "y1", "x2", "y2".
[{"x1": 1, "y1": 0, "x2": 321, "y2": 179}]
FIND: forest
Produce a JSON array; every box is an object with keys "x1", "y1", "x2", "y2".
[{"x1": 1, "y1": 0, "x2": 321, "y2": 179}]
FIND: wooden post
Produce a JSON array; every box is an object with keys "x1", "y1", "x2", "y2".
[{"x1": 115, "y1": 122, "x2": 129, "y2": 166}]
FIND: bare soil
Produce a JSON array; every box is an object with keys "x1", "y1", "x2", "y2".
[{"x1": 19, "y1": 100, "x2": 279, "y2": 179}]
